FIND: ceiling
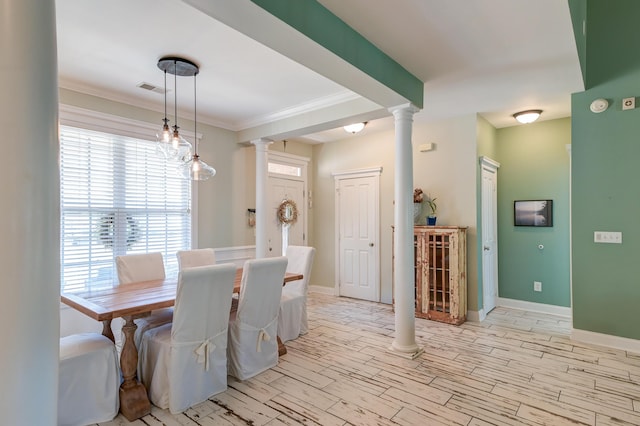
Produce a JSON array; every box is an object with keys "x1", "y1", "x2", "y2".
[{"x1": 56, "y1": 0, "x2": 583, "y2": 144}]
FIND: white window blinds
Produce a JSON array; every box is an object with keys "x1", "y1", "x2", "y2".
[{"x1": 60, "y1": 125, "x2": 192, "y2": 293}]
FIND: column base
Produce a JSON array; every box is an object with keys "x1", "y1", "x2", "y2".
[{"x1": 388, "y1": 342, "x2": 424, "y2": 360}]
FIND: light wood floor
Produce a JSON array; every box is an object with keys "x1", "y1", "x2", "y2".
[{"x1": 97, "y1": 293, "x2": 640, "y2": 425}]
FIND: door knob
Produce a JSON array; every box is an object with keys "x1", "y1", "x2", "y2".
[
  {"x1": 483, "y1": 246, "x2": 490, "y2": 251},
  {"x1": 369, "y1": 243, "x2": 374, "y2": 247}
]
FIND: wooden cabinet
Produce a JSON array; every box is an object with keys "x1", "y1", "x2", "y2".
[
  {"x1": 394, "y1": 226, "x2": 467, "y2": 325},
  {"x1": 415, "y1": 226, "x2": 467, "y2": 324}
]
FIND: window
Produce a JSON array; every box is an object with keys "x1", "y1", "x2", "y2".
[
  {"x1": 60, "y1": 125, "x2": 192, "y2": 293},
  {"x1": 268, "y1": 161, "x2": 301, "y2": 177}
]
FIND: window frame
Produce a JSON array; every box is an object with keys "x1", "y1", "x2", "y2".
[{"x1": 59, "y1": 104, "x2": 198, "y2": 292}]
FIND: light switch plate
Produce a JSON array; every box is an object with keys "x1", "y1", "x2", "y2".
[{"x1": 594, "y1": 231, "x2": 622, "y2": 244}]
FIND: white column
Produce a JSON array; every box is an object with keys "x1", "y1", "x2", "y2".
[
  {"x1": 0, "y1": 0, "x2": 60, "y2": 424},
  {"x1": 252, "y1": 138, "x2": 273, "y2": 258},
  {"x1": 389, "y1": 104, "x2": 423, "y2": 358}
]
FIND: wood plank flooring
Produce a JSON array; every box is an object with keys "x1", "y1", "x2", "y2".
[{"x1": 95, "y1": 293, "x2": 640, "y2": 425}]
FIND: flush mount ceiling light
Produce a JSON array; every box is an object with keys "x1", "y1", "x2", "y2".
[
  {"x1": 343, "y1": 122, "x2": 367, "y2": 134},
  {"x1": 156, "y1": 57, "x2": 195, "y2": 161},
  {"x1": 513, "y1": 109, "x2": 542, "y2": 124}
]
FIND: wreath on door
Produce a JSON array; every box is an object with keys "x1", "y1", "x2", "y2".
[
  {"x1": 96, "y1": 213, "x2": 140, "y2": 249},
  {"x1": 277, "y1": 199, "x2": 298, "y2": 225}
]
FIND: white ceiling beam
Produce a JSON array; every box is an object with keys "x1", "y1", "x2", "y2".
[{"x1": 183, "y1": 0, "x2": 421, "y2": 140}]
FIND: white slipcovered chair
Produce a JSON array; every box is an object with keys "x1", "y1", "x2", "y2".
[
  {"x1": 138, "y1": 263, "x2": 236, "y2": 414},
  {"x1": 228, "y1": 256, "x2": 288, "y2": 381},
  {"x1": 278, "y1": 246, "x2": 316, "y2": 342},
  {"x1": 176, "y1": 248, "x2": 216, "y2": 270},
  {"x1": 115, "y1": 252, "x2": 173, "y2": 349},
  {"x1": 58, "y1": 333, "x2": 120, "y2": 426}
]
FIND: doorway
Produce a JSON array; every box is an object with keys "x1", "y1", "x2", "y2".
[
  {"x1": 267, "y1": 177, "x2": 304, "y2": 256},
  {"x1": 481, "y1": 157, "x2": 500, "y2": 316},
  {"x1": 266, "y1": 152, "x2": 308, "y2": 257},
  {"x1": 333, "y1": 167, "x2": 381, "y2": 302}
]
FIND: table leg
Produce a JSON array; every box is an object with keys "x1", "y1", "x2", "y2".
[
  {"x1": 119, "y1": 316, "x2": 151, "y2": 421},
  {"x1": 101, "y1": 319, "x2": 115, "y2": 343},
  {"x1": 277, "y1": 336, "x2": 287, "y2": 356}
]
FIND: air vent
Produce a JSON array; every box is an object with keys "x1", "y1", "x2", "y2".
[{"x1": 137, "y1": 82, "x2": 165, "y2": 94}]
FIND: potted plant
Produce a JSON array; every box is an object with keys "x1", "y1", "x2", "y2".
[{"x1": 426, "y1": 195, "x2": 437, "y2": 225}]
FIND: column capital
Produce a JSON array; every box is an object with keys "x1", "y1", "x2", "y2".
[
  {"x1": 388, "y1": 103, "x2": 421, "y2": 118},
  {"x1": 251, "y1": 138, "x2": 274, "y2": 149}
]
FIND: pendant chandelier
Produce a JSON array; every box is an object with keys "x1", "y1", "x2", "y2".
[{"x1": 156, "y1": 56, "x2": 215, "y2": 180}]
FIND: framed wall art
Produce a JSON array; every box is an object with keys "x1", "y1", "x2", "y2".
[{"x1": 514, "y1": 200, "x2": 553, "y2": 227}]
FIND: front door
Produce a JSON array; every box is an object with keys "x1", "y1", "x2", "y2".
[
  {"x1": 267, "y1": 177, "x2": 304, "y2": 256},
  {"x1": 481, "y1": 157, "x2": 500, "y2": 315},
  {"x1": 336, "y1": 172, "x2": 379, "y2": 301}
]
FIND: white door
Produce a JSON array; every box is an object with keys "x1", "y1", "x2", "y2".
[
  {"x1": 481, "y1": 157, "x2": 500, "y2": 315},
  {"x1": 336, "y1": 174, "x2": 379, "y2": 301},
  {"x1": 267, "y1": 177, "x2": 304, "y2": 256}
]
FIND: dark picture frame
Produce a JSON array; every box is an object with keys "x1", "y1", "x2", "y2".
[{"x1": 514, "y1": 200, "x2": 553, "y2": 227}]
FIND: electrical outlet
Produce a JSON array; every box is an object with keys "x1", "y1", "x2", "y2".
[{"x1": 534, "y1": 281, "x2": 542, "y2": 292}]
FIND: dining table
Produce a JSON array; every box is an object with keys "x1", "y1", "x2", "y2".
[{"x1": 60, "y1": 268, "x2": 303, "y2": 421}]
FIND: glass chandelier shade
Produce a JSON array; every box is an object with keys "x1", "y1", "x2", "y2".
[{"x1": 180, "y1": 154, "x2": 217, "y2": 181}]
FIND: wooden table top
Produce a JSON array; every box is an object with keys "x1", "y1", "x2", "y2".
[{"x1": 61, "y1": 269, "x2": 302, "y2": 322}]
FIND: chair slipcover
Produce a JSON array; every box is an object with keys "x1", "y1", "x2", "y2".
[
  {"x1": 138, "y1": 263, "x2": 236, "y2": 414},
  {"x1": 278, "y1": 246, "x2": 316, "y2": 342},
  {"x1": 228, "y1": 257, "x2": 288, "y2": 381},
  {"x1": 115, "y1": 252, "x2": 173, "y2": 349},
  {"x1": 116, "y1": 252, "x2": 166, "y2": 284},
  {"x1": 58, "y1": 333, "x2": 120, "y2": 426},
  {"x1": 177, "y1": 248, "x2": 216, "y2": 270}
]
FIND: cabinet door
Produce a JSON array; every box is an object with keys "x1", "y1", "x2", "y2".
[{"x1": 427, "y1": 231, "x2": 451, "y2": 315}]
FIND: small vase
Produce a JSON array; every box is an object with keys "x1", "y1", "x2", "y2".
[
  {"x1": 413, "y1": 203, "x2": 422, "y2": 224},
  {"x1": 427, "y1": 216, "x2": 437, "y2": 226}
]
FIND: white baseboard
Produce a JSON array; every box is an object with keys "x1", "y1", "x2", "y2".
[
  {"x1": 572, "y1": 328, "x2": 640, "y2": 353},
  {"x1": 309, "y1": 285, "x2": 335, "y2": 295},
  {"x1": 497, "y1": 297, "x2": 571, "y2": 318}
]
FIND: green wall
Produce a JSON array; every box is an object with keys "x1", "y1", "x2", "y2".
[
  {"x1": 572, "y1": 73, "x2": 640, "y2": 339},
  {"x1": 569, "y1": 0, "x2": 640, "y2": 340},
  {"x1": 496, "y1": 118, "x2": 571, "y2": 307}
]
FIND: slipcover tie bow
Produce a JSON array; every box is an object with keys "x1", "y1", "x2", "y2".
[
  {"x1": 237, "y1": 316, "x2": 277, "y2": 353},
  {"x1": 256, "y1": 329, "x2": 271, "y2": 352},
  {"x1": 194, "y1": 338, "x2": 215, "y2": 371},
  {"x1": 194, "y1": 339, "x2": 216, "y2": 371}
]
